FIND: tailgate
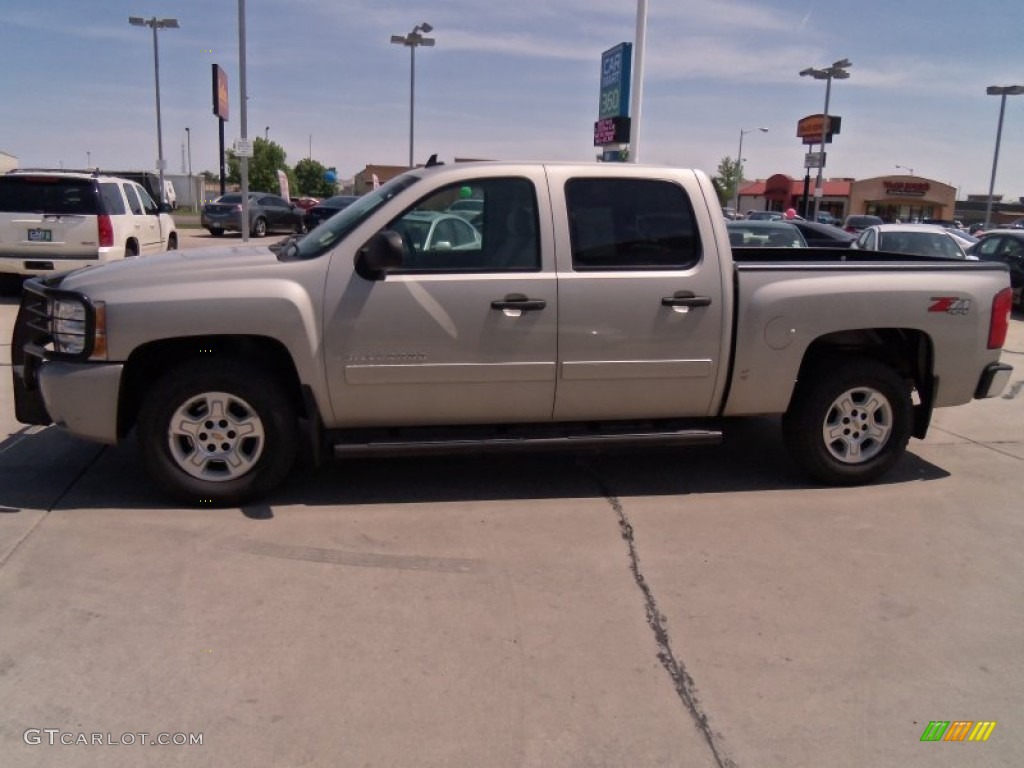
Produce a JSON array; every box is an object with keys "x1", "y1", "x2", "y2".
[{"x1": 0, "y1": 212, "x2": 97, "y2": 259}]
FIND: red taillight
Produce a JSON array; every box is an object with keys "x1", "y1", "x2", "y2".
[
  {"x1": 98, "y1": 213, "x2": 114, "y2": 247},
  {"x1": 988, "y1": 287, "x2": 1012, "y2": 349},
  {"x1": 844, "y1": 226, "x2": 856, "y2": 233}
]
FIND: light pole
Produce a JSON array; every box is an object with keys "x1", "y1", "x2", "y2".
[
  {"x1": 895, "y1": 164, "x2": 914, "y2": 175},
  {"x1": 735, "y1": 127, "x2": 768, "y2": 213},
  {"x1": 391, "y1": 23, "x2": 435, "y2": 168},
  {"x1": 129, "y1": 16, "x2": 179, "y2": 206},
  {"x1": 185, "y1": 127, "x2": 193, "y2": 209},
  {"x1": 984, "y1": 85, "x2": 1024, "y2": 229},
  {"x1": 800, "y1": 58, "x2": 851, "y2": 221},
  {"x1": 265, "y1": 126, "x2": 269, "y2": 141},
  {"x1": 86, "y1": 150, "x2": 91, "y2": 168}
]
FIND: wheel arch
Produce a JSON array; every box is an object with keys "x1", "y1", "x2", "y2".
[
  {"x1": 792, "y1": 327, "x2": 936, "y2": 438},
  {"x1": 117, "y1": 335, "x2": 311, "y2": 439}
]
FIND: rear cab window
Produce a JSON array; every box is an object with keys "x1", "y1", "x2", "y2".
[{"x1": 564, "y1": 178, "x2": 700, "y2": 270}]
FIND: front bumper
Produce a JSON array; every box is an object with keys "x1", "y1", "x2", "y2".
[
  {"x1": 975, "y1": 362, "x2": 1013, "y2": 399},
  {"x1": 11, "y1": 279, "x2": 123, "y2": 443}
]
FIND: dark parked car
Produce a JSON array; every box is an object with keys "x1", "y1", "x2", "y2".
[
  {"x1": 745, "y1": 210, "x2": 783, "y2": 221},
  {"x1": 201, "y1": 192, "x2": 306, "y2": 237},
  {"x1": 786, "y1": 219, "x2": 856, "y2": 248},
  {"x1": 842, "y1": 214, "x2": 884, "y2": 234},
  {"x1": 303, "y1": 195, "x2": 360, "y2": 230},
  {"x1": 726, "y1": 220, "x2": 807, "y2": 248},
  {"x1": 968, "y1": 230, "x2": 1024, "y2": 307}
]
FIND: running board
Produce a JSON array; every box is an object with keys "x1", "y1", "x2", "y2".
[{"x1": 330, "y1": 424, "x2": 724, "y2": 458}]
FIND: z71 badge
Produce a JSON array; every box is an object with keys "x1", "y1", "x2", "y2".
[{"x1": 928, "y1": 297, "x2": 972, "y2": 315}]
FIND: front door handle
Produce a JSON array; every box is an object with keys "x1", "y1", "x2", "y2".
[
  {"x1": 661, "y1": 291, "x2": 712, "y2": 309},
  {"x1": 491, "y1": 293, "x2": 547, "y2": 316}
]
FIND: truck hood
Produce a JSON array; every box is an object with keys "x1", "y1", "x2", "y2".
[{"x1": 54, "y1": 244, "x2": 282, "y2": 295}]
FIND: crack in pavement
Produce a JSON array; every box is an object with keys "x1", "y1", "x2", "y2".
[{"x1": 579, "y1": 460, "x2": 736, "y2": 768}]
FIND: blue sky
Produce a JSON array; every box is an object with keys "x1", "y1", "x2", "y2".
[{"x1": 3, "y1": 0, "x2": 1024, "y2": 199}]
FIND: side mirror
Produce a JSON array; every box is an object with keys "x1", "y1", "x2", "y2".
[
  {"x1": 356, "y1": 230, "x2": 405, "y2": 280},
  {"x1": 158, "y1": 202, "x2": 173, "y2": 214}
]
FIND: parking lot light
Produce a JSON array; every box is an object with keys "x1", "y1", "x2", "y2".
[
  {"x1": 390, "y1": 23, "x2": 435, "y2": 169},
  {"x1": 984, "y1": 85, "x2": 1024, "y2": 228},
  {"x1": 129, "y1": 16, "x2": 179, "y2": 206},
  {"x1": 735, "y1": 127, "x2": 768, "y2": 213}
]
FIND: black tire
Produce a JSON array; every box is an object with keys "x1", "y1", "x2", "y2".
[
  {"x1": 167, "y1": 233, "x2": 178, "y2": 251},
  {"x1": 137, "y1": 359, "x2": 298, "y2": 506},
  {"x1": 208, "y1": 228, "x2": 224, "y2": 237},
  {"x1": 252, "y1": 217, "x2": 267, "y2": 237},
  {"x1": 782, "y1": 357, "x2": 912, "y2": 485},
  {"x1": 125, "y1": 241, "x2": 139, "y2": 257},
  {"x1": 295, "y1": 219, "x2": 307, "y2": 234}
]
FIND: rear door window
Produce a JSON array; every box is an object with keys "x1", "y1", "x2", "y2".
[{"x1": 565, "y1": 178, "x2": 700, "y2": 270}]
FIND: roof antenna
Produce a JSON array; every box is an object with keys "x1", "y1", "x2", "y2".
[{"x1": 425, "y1": 153, "x2": 443, "y2": 167}]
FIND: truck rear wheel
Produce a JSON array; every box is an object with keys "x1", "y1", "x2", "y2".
[
  {"x1": 782, "y1": 357, "x2": 912, "y2": 485},
  {"x1": 138, "y1": 360, "x2": 298, "y2": 506}
]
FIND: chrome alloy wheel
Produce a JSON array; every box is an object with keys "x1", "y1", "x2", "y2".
[
  {"x1": 167, "y1": 391, "x2": 265, "y2": 481},
  {"x1": 821, "y1": 386, "x2": 893, "y2": 464}
]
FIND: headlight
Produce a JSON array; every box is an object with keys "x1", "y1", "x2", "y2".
[{"x1": 47, "y1": 297, "x2": 106, "y2": 358}]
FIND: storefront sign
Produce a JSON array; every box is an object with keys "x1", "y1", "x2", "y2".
[
  {"x1": 883, "y1": 180, "x2": 930, "y2": 196},
  {"x1": 797, "y1": 114, "x2": 841, "y2": 145}
]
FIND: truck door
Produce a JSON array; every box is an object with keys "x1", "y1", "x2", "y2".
[
  {"x1": 321, "y1": 173, "x2": 558, "y2": 427},
  {"x1": 548, "y1": 170, "x2": 727, "y2": 420}
]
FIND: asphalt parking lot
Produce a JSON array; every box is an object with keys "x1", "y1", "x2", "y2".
[{"x1": 0, "y1": 242, "x2": 1022, "y2": 767}]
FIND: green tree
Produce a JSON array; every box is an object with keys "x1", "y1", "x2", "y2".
[
  {"x1": 714, "y1": 155, "x2": 742, "y2": 208},
  {"x1": 293, "y1": 158, "x2": 336, "y2": 197},
  {"x1": 226, "y1": 137, "x2": 291, "y2": 195}
]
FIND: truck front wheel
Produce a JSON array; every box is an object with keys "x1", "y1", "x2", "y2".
[
  {"x1": 138, "y1": 360, "x2": 298, "y2": 506},
  {"x1": 782, "y1": 357, "x2": 912, "y2": 485}
]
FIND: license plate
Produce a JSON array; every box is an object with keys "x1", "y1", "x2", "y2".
[{"x1": 28, "y1": 228, "x2": 52, "y2": 242}]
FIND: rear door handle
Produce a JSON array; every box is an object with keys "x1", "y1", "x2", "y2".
[
  {"x1": 661, "y1": 291, "x2": 712, "y2": 313},
  {"x1": 491, "y1": 293, "x2": 547, "y2": 316}
]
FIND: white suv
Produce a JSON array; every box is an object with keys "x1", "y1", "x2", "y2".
[{"x1": 0, "y1": 171, "x2": 177, "y2": 290}]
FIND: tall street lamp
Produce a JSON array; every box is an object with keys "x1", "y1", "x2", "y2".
[
  {"x1": 800, "y1": 58, "x2": 851, "y2": 221},
  {"x1": 185, "y1": 126, "x2": 194, "y2": 209},
  {"x1": 984, "y1": 85, "x2": 1024, "y2": 228},
  {"x1": 895, "y1": 164, "x2": 914, "y2": 175},
  {"x1": 735, "y1": 127, "x2": 768, "y2": 213},
  {"x1": 129, "y1": 16, "x2": 179, "y2": 206},
  {"x1": 391, "y1": 23, "x2": 435, "y2": 168}
]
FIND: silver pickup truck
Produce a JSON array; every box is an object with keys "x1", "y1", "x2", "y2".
[{"x1": 11, "y1": 162, "x2": 1014, "y2": 505}]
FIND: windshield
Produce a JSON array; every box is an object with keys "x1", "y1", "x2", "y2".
[{"x1": 289, "y1": 174, "x2": 420, "y2": 260}]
